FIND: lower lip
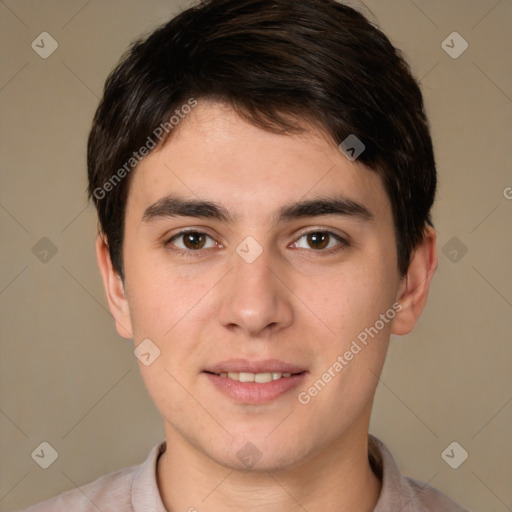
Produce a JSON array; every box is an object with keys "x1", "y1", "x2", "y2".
[{"x1": 204, "y1": 372, "x2": 307, "y2": 404}]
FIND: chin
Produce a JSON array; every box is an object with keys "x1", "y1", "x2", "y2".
[
  {"x1": 216, "y1": 450, "x2": 307, "y2": 473},
  {"x1": 206, "y1": 431, "x2": 313, "y2": 473}
]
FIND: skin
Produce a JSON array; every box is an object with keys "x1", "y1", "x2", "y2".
[{"x1": 97, "y1": 100, "x2": 437, "y2": 511}]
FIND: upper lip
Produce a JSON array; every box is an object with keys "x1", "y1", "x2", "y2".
[{"x1": 204, "y1": 359, "x2": 307, "y2": 374}]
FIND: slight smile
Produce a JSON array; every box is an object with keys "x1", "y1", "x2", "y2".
[{"x1": 203, "y1": 359, "x2": 308, "y2": 404}]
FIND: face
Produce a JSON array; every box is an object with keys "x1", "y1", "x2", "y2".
[{"x1": 98, "y1": 100, "x2": 434, "y2": 472}]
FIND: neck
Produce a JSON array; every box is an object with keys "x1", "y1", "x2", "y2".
[{"x1": 157, "y1": 424, "x2": 381, "y2": 512}]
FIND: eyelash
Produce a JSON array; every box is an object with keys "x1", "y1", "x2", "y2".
[{"x1": 165, "y1": 229, "x2": 350, "y2": 258}]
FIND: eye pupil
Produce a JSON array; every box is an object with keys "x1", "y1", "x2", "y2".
[
  {"x1": 307, "y1": 232, "x2": 329, "y2": 249},
  {"x1": 184, "y1": 232, "x2": 206, "y2": 250}
]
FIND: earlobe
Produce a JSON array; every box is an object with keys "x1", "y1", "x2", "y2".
[
  {"x1": 95, "y1": 234, "x2": 133, "y2": 339},
  {"x1": 391, "y1": 226, "x2": 438, "y2": 336}
]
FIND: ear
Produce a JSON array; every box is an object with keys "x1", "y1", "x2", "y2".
[
  {"x1": 96, "y1": 234, "x2": 133, "y2": 339},
  {"x1": 391, "y1": 225, "x2": 438, "y2": 336}
]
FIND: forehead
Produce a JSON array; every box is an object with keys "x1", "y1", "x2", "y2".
[{"x1": 125, "y1": 101, "x2": 391, "y2": 224}]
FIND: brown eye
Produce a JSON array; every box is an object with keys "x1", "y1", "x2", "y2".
[
  {"x1": 306, "y1": 232, "x2": 330, "y2": 250},
  {"x1": 292, "y1": 231, "x2": 349, "y2": 252},
  {"x1": 182, "y1": 232, "x2": 206, "y2": 250},
  {"x1": 168, "y1": 231, "x2": 217, "y2": 252}
]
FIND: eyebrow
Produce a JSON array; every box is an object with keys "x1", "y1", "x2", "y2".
[
  {"x1": 143, "y1": 194, "x2": 234, "y2": 223},
  {"x1": 142, "y1": 193, "x2": 373, "y2": 224},
  {"x1": 275, "y1": 195, "x2": 373, "y2": 223}
]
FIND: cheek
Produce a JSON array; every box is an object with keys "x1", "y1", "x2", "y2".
[
  {"x1": 122, "y1": 241, "x2": 188, "y2": 331},
  {"x1": 124, "y1": 272, "x2": 173, "y2": 339},
  {"x1": 351, "y1": 234, "x2": 399, "y2": 309},
  {"x1": 313, "y1": 251, "x2": 398, "y2": 339}
]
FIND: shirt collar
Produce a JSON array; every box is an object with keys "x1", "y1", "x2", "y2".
[
  {"x1": 131, "y1": 434, "x2": 414, "y2": 511},
  {"x1": 131, "y1": 440, "x2": 168, "y2": 511}
]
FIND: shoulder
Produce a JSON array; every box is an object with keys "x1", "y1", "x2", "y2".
[
  {"x1": 369, "y1": 434, "x2": 470, "y2": 512},
  {"x1": 17, "y1": 465, "x2": 136, "y2": 512},
  {"x1": 15, "y1": 441, "x2": 166, "y2": 512},
  {"x1": 400, "y1": 475, "x2": 471, "y2": 512}
]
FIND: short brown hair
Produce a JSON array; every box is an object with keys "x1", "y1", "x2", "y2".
[{"x1": 88, "y1": 0, "x2": 436, "y2": 279}]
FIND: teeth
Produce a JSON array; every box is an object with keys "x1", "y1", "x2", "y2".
[
  {"x1": 218, "y1": 371, "x2": 295, "y2": 382},
  {"x1": 255, "y1": 373, "x2": 273, "y2": 383},
  {"x1": 239, "y1": 372, "x2": 255, "y2": 382}
]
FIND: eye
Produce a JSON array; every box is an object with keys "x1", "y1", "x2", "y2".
[
  {"x1": 292, "y1": 231, "x2": 348, "y2": 252},
  {"x1": 167, "y1": 230, "x2": 218, "y2": 252}
]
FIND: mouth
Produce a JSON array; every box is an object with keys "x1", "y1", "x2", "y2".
[
  {"x1": 203, "y1": 358, "x2": 307, "y2": 380},
  {"x1": 202, "y1": 359, "x2": 308, "y2": 404},
  {"x1": 203, "y1": 370, "x2": 304, "y2": 383}
]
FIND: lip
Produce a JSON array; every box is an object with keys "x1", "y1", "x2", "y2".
[
  {"x1": 203, "y1": 359, "x2": 308, "y2": 405},
  {"x1": 204, "y1": 358, "x2": 307, "y2": 374},
  {"x1": 204, "y1": 372, "x2": 307, "y2": 404}
]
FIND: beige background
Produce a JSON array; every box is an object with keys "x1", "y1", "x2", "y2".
[{"x1": 1, "y1": 0, "x2": 511, "y2": 510}]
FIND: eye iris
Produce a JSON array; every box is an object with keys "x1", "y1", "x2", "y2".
[
  {"x1": 307, "y1": 232, "x2": 329, "y2": 249},
  {"x1": 184, "y1": 232, "x2": 206, "y2": 250}
]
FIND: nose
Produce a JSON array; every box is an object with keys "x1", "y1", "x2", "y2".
[{"x1": 217, "y1": 244, "x2": 294, "y2": 338}]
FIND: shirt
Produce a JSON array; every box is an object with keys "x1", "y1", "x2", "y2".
[{"x1": 17, "y1": 434, "x2": 469, "y2": 511}]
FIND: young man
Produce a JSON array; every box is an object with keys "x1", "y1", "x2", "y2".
[{"x1": 21, "y1": 0, "x2": 468, "y2": 510}]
